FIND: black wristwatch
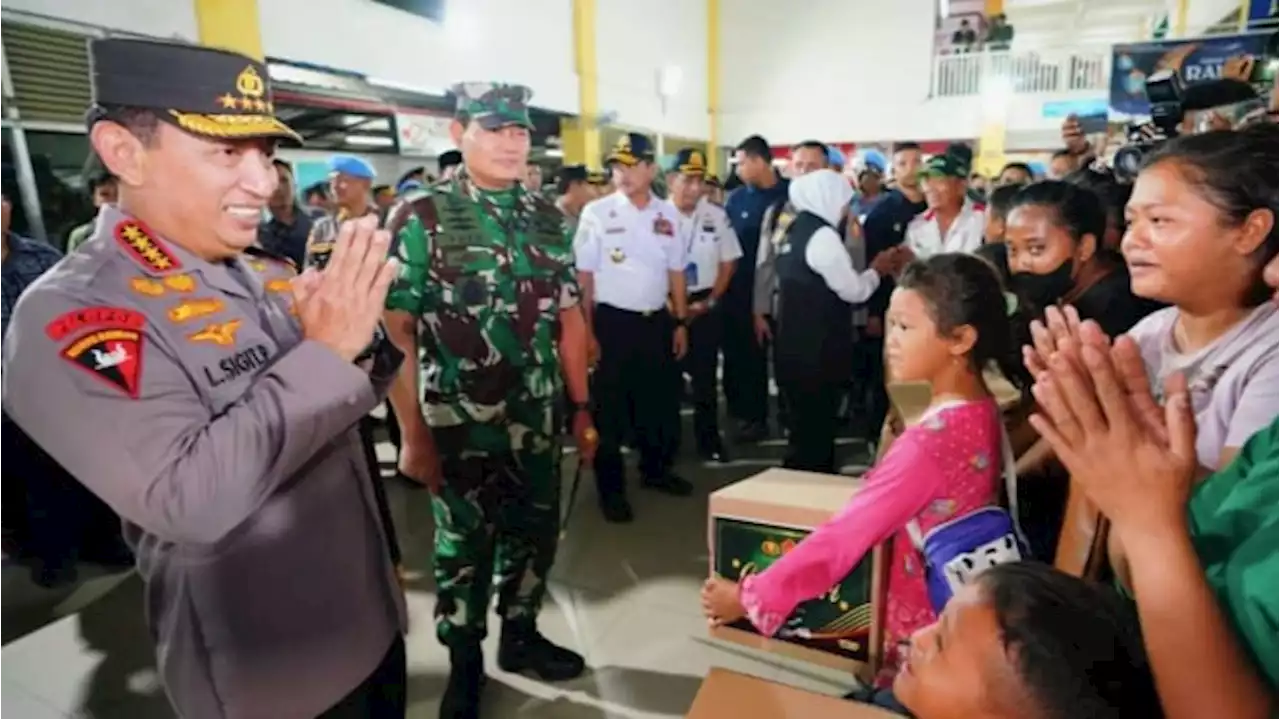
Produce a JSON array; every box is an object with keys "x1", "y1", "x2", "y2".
[
  {"x1": 571, "y1": 401, "x2": 591, "y2": 413},
  {"x1": 676, "y1": 317, "x2": 689, "y2": 328}
]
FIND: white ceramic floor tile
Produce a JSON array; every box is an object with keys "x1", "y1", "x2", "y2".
[
  {"x1": 2, "y1": 576, "x2": 157, "y2": 717},
  {"x1": 581, "y1": 602, "x2": 782, "y2": 717},
  {"x1": 2, "y1": 681, "x2": 67, "y2": 719}
]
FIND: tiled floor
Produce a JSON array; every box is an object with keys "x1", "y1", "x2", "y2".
[{"x1": 2, "y1": 423, "x2": 871, "y2": 718}]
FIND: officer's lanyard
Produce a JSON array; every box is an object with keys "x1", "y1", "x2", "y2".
[{"x1": 677, "y1": 208, "x2": 700, "y2": 257}]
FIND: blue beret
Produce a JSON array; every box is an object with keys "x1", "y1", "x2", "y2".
[
  {"x1": 327, "y1": 154, "x2": 376, "y2": 180},
  {"x1": 396, "y1": 179, "x2": 424, "y2": 194}
]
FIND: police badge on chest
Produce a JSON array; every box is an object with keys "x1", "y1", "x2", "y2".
[{"x1": 652, "y1": 215, "x2": 674, "y2": 236}]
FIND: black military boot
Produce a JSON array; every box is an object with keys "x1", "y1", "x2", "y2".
[
  {"x1": 497, "y1": 619, "x2": 585, "y2": 681},
  {"x1": 439, "y1": 642, "x2": 485, "y2": 719}
]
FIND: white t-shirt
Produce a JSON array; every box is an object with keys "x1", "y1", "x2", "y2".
[
  {"x1": 1128, "y1": 302, "x2": 1279, "y2": 470},
  {"x1": 904, "y1": 199, "x2": 986, "y2": 258}
]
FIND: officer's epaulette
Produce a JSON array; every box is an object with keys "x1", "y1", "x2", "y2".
[{"x1": 244, "y1": 245, "x2": 298, "y2": 273}]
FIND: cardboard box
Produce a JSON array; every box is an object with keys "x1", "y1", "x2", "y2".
[
  {"x1": 708, "y1": 468, "x2": 885, "y2": 675},
  {"x1": 687, "y1": 668, "x2": 902, "y2": 718}
]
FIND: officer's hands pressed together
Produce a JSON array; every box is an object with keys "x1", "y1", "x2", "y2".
[{"x1": 293, "y1": 214, "x2": 399, "y2": 363}]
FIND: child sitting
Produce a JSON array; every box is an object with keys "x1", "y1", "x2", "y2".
[{"x1": 701, "y1": 253, "x2": 1028, "y2": 686}]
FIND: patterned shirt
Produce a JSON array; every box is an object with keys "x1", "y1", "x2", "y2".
[
  {"x1": 384, "y1": 171, "x2": 578, "y2": 454},
  {"x1": 2, "y1": 233, "x2": 62, "y2": 337}
]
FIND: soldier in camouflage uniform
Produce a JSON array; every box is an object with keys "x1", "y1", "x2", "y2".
[{"x1": 382, "y1": 82, "x2": 595, "y2": 719}]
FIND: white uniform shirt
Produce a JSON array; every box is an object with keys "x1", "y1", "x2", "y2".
[
  {"x1": 676, "y1": 197, "x2": 742, "y2": 293},
  {"x1": 574, "y1": 191, "x2": 686, "y2": 312},
  {"x1": 904, "y1": 199, "x2": 987, "y2": 258}
]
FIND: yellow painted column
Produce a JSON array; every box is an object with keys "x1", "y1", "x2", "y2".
[
  {"x1": 706, "y1": 0, "x2": 721, "y2": 175},
  {"x1": 193, "y1": 0, "x2": 263, "y2": 60},
  {"x1": 975, "y1": 78, "x2": 1011, "y2": 178},
  {"x1": 569, "y1": 0, "x2": 602, "y2": 170},
  {"x1": 1173, "y1": 0, "x2": 1190, "y2": 36}
]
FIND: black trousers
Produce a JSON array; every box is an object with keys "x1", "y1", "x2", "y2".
[
  {"x1": 849, "y1": 336, "x2": 889, "y2": 441},
  {"x1": 721, "y1": 301, "x2": 769, "y2": 426},
  {"x1": 1, "y1": 413, "x2": 129, "y2": 572},
  {"x1": 681, "y1": 293, "x2": 724, "y2": 450},
  {"x1": 318, "y1": 636, "x2": 407, "y2": 718},
  {"x1": 358, "y1": 416, "x2": 402, "y2": 566},
  {"x1": 776, "y1": 352, "x2": 844, "y2": 474},
  {"x1": 592, "y1": 304, "x2": 680, "y2": 497}
]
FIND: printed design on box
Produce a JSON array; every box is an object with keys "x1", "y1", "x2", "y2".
[{"x1": 715, "y1": 517, "x2": 874, "y2": 661}]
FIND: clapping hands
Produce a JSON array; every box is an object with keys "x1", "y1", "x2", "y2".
[{"x1": 1023, "y1": 307, "x2": 1198, "y2": 543}]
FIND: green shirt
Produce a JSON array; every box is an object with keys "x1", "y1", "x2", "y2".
[{"x1": 1188, "y1": 418, "x2": 1279, "y2": 687}]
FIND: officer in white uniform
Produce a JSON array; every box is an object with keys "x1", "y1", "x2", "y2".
[
  {"x1": 574, "y1": 133, "x2": 691, "y2": 523},
  {"x1": 668, "y1": 148, "x2": 742, "y2": 462},
  {"x1": 904, "y1": 150, "x2": 987, "y2": 258}
]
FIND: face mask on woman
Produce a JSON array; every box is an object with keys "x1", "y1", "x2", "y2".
[{"x1": 1011, "y1": 260, "x2": 1075, "y2": 309}]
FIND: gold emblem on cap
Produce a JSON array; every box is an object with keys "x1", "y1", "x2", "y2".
[
  {"x1": 236, "y1": 66, "x2": 266, "y2": 98},
  {"x1": 690, "y1": 151, "x2": 704, "y2": 166}
]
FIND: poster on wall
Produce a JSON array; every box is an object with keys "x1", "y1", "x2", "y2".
[
  {"x1": 1109, "y1": 31, "x2": 1279, "y2": 118},
  {"x1": 395, "y1": 111, "x2": 456, "y2": 158}
]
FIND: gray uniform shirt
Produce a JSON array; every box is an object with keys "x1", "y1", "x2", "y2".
[{"x1": 1, "y1": 206, "x2": 406, "y2": 719}]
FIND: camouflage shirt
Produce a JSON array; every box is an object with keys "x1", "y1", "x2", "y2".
[{"x1": 385, "y1": 171, "x2": 579, "y2": 454}]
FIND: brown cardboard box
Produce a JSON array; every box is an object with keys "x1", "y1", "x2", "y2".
[
  {"x1": 707, "y1": 468, "x2": 885, "y2": 676},
  {"x1": 687, "y1": 668, "x2": 902, "y2": 718}
]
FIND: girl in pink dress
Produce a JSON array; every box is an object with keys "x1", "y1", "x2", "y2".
[{"x1": 701, "y1": 253, "x2": 1029, "y2": 687}]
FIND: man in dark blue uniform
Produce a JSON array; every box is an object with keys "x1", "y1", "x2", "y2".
[{"x1": 722, "y1": 135, "x2": 788, "y2": 442}]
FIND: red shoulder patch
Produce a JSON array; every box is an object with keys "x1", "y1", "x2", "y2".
[
  {"x1": 971, "y1": 202, "x2": 987, "y2": 212},
  {"x1": 45, "y1": 306, "x2": 145, "y2": 341},
  {"x1": 47, "y1": 307, "x2": 146, "y2": 398},
  {"x1": 114, "y1": 220, "x2": 182, "y2": 273}
]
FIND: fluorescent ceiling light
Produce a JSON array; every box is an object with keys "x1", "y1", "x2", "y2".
[{"x1": 345, "y1": 136, "x2": 395, "y2": 147}]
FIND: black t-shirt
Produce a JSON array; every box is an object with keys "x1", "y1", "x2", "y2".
[{"x1": 1071, "y1": 266, "x2": 1164, "y2": 338}]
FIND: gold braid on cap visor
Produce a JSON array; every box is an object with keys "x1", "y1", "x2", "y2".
[{"x1": 168, "y1": 110, "x2": 301, "y2": 142}]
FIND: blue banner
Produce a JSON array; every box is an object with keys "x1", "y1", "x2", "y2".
[
  {"x1": 1109, "y1": 32, "x2": 1277, "y2": 117},
  {"x1": 1248, "y1": 0, "x2": 1278, "y2": 30}
]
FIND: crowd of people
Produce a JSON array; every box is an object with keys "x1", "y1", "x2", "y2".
[{"x1": 0, "y1": 32, "x2": 1276, "y2": 719}]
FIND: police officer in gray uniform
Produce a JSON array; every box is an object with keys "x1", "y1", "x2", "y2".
[{"x1": 1, "y1": 38, "x2": 407, "y2": 719}]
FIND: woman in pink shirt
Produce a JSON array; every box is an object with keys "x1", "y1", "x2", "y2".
[{"x1": 702, "y1": 253, "x2": 1029, "y2": 686}]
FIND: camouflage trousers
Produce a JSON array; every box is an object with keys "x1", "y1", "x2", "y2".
[{"x1": 430, "y1": 439, "x2": 560, "y2": 649}]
